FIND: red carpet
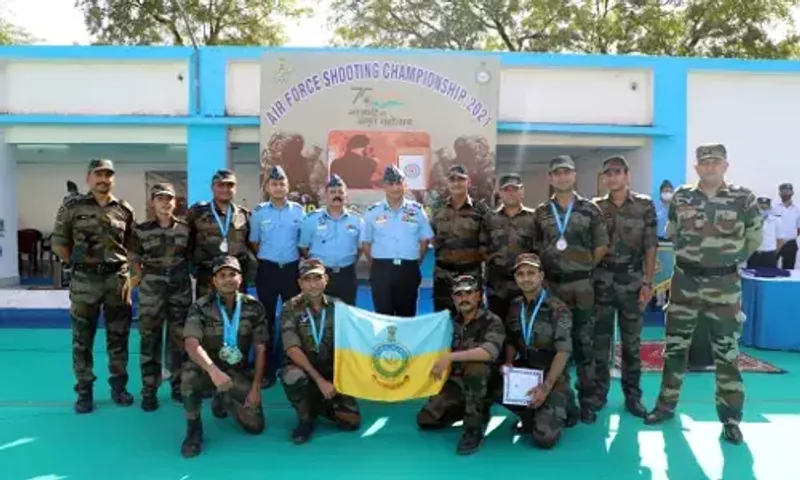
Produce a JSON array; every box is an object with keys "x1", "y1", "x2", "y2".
[{"x1": 614, "y1": 341, "x2": 786, "y2": 373}]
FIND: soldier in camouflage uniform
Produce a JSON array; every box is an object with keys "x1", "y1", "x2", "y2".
[
  {"x1": 592, "y1": 157, "x2": 658, "y2": 418},
  {"x1": 186, "y1": 169, "x2": 255, "y2": 300},
  {"x1": 484, "y1": 173, "x2": 536, "y2": 321},
  {"x1": 533, "y1": 155, "x2": 609, "y2": 424},
  {"x1": 180, "y1": 256, "x2": 268, "y2": 458},
  {"x1": 280, "y1": 258, "x2": 361, "y2": 445},
  {"x1": 645, "y1": 144, "x2": 763, "y2": 445},
  {"x1": 431, "y1": 164, "x2": 490, "y2": 314},
  {"x1": 131, "y1": 183, "x2": 193, "y2": 411},
  {"x1": 416, "y1": 274, "x2": 505, "y2": 456},
  {"x1": 51, "y1": 158, "x2": 136, "y2": 414},
  {"x1": 492, "y1": 253, "x2": 573, "y2": 448}
]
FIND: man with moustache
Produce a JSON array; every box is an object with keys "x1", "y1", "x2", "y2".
[
  {"x1": 186, "y1": 169, "x2": 254, "y2": 300},
  {"x1": 279, "y1": 258, "x2": 361, "y2": 444},
  {"x1": 51, "y1": 158, "x2": 136, "y2": 413},
  {"x1": 362, "y1": 165, "x2": 435, "y2": 316},
  {"x1": 131, "y1": 183, "x2": 193, "y2": 410},
  {"x1": 416, "y1": 274, "x2": 505, "y2": 455},
  {"x1": 250, "y1": 165, "x2": 306, "y2": 385},
  {"x1": 329, "y1": 134, "x2": 381, "y2": 189},
  {"x1": 773, "y1": 183, "x2": 800, "y2": 269},
  {"x1": 495, "y1": 253, "x2": 573, "y2": 449},
  {"x1": 431, "y1": 164, "x2": 490, "y2": 314},
  {"x1": 645, "y1": 144, "x2": 762, "y2": 445},
  {"x1": 180, "y1": 255, "x2": 268, "y2": 457},
  {"x1": 299, "y1": 174, "x2": 364, "y2": 305},
  {"x1": 532, "y1": 155, "x2": 609, "y2": 424},
  {"x1": 592, "y1": 157, "x2": 657, "y2": 418},
  {"x1": 485, "y1": 173, "x2": 536, "y2": 321}
]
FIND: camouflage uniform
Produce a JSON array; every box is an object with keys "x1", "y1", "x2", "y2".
[
  {"x1": 484, "y1": 174, "x2": 536, "y2": 320},
  {"x1": 51, "y1": 159, "x2": 135, "y2": 406},
  {"x1": 132, "y1": 183, "x2": 193, "y2": 403},
  {"x1": 493, "y1": 280, "x2": 573, "y2": 449},
  {"x1": 186, "y1": 170, "x2": 255, "y2": 299},
  {"x1": 651, "y1": 144, "x2": 762, "y2": 429},
  {"x1": 533, "y1": 157, "x2": 609, "y2": 415},
  {"x1": 592, "y1": 159, "x2": 658, "y2": 408},
  {"x1": 181, "y1": 267, "x2": 269, "y2": 435},
  {"x1": 431, "y1": 165, "x2": 490, "y2": 313}
]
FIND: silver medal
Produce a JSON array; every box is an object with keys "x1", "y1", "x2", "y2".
[
  {"x1": 220, "y1": 239, "x2": 228, "y2": 253},
  {"x1": 556, "y1": 237, "x2": 568, "y2": 251}
]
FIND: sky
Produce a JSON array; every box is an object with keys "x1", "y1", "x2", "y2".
[{"x1": 4, "y1": 0, "x2": 332, "y2": 46}]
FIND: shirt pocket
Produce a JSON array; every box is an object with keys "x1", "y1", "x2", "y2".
[
  {"x1": 677, "y1": 208, "x2": 698, "y2": 231},
  {"x1": 620, "y1": 217, "x2": 645, "y2": 247},
  {"x1": 713, "y1": 209, "x2": 740, "y2": 236}
]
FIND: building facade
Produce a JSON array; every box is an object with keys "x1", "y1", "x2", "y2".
[{"x1": 1, "y1": 45, "x2": 798, "y2": 286}]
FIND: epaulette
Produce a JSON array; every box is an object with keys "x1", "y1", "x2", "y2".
[
  {"x1": 368, "y1": 202, "x2": 382, "y2": 211},
  {"x1": 253, "y1": 202, "x2": 265, "y2": 212},
  {"x1": 631, "y1": 191, "x2": 653, "y2": 201},
  {"x1": 190, "y1": 201, "x2": 210, "y2": 211},
  {"x1": 61, "y1": 194, "x2": 84, "y2": 209},
  {"x1": 118, "y1": 199, "x2": 135, "y2": 213},
  {"x1": 195, "y1": 295, "x2": 213, "y2": 307}
]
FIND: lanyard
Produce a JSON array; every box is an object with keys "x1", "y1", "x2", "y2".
[
  {"x1": 549, "y1": 199, "x2": 574, "y2": 238},
  {"x1": 520, "y1": 290, "x2": 547, "y2": 347},
  {"x1": 217, "y1": 293, "x2": 242, "y2": 347},
  {"x1": 306, "y1": 307, "x2": 327, "y2": 352},
  {"x1": 211, "y1": 202, "x2": 232, "y2": 239}
]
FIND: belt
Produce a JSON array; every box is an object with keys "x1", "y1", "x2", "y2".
[
  {"x1": 72, "y1": 262, "x2": 125, "y2": 274},
  {"x1": 598, "y1": 261, "x2": 642, "y2": 273},
  {"x1": 676, "y1": 261, "x2": 737, "y2": 276},
  {"x1": 259, "y1": 259, "x2": 299, "y2": 269},
  {"x1": 435, "y1": 261, "x2": 482, "y2": 273},
  {"x1": 326, "y1": 264, "x2": 354, "y2": 274},
  {"x1": 143, "y1": 264, "x2": 189, "y2": 276},
  {"x1": 374, "y1": 258, "x2": 417, "y2": 266},
  {"x1": 545, "y1": 270, "x2": 591, "y2": 283}
]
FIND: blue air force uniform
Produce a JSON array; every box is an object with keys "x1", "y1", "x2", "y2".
[
  {"x1": 299, "y1": 175, "x2": 365, "y2": 305},
  {"x1": 249, "y1": 165, "x2": 305, "y2": 383},
  {"x1": 363, "y1": 165, "x2": 435, "y2": 316}
]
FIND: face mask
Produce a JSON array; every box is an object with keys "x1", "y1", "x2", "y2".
[{"x1": 661, "y1": 192, "x2": 673, "y2": 202}]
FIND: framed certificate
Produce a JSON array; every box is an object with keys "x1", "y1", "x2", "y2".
[{"x1": 502, "y1": 367, "x2": 544, "y2": 406}]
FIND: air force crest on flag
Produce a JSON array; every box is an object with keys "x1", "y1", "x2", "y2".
[{"x1": 371, "y1": 325, "x2": 411, "y2": 389}]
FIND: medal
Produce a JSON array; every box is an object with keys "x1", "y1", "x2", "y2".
[
  {"x1": 217, "y1": 293, "x2": 243, "y2": 366},
  {"x1": 220, "y1": 239, "x2": 228, "y2": 253},
  {"x1": 549, "y1": 198, "x2": 574, "y2": 252},
  {"x1": 520, "y1": 290, "x2": 547, "y2": 348},
  {"x1": 305, "y1": 307, "x2": 327, "y2": 352},
  {"x1": 210, "y1": 202, "x2": 233, "y2": 253}
]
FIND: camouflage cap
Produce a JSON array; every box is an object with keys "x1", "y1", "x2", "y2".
[
  {"x1": 549, "y1": 155, "x2": 575, "y2": 173},
  {"x1": 757, "y1": 197, "x2": 771, "y2": 206},
  {"x1": 326, "y1": 174, "x2": 346, "y2": 189},
  {"x1": 212, "y1": 169, "x2": 236, "y2": 184},
  {"x1": 212, "y1": 255, "x2": 241, "y2": 274},
  {"x1": 602, "y1": 156, "x2": 629, "y2": 172},
  {"x1": 299, "y1": 258, "x2": 326, "y2": 277},
  {"x1": 448, "y1": 164, "x2": 469, "y2": 179},
  {"x1": 383, "y1": 164, "x2": 405, "y2": 183},
  {"x1": 513, "y1": 253, "x2": 542, "y2": 271},
  {"x1": 452, "y1": 274, "x2": 479, "y2": 293},
  {"x1": 150, "y1": 182, "x2": 176, "y2": 198},
  {"x1": 268, "y1": 165, "x2": 287, "y2": 181},
  {"x1": 499, "y1": 173, "x2": 523, "y2": 188},
  {"x1": 696, "y1": 143, "x2": 727, "y2": 162},
  {"x1": 87, "y1": 158, "x2": 115, "y2": 174},
  {"x1": 779, "y1": 183, "x2": 793, "y2": 192}
]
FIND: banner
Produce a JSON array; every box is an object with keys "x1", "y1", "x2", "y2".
[
  {"x1": 654, "y1": 242, "x2": 674, "y2": 294},
  {"x1": 259, "y1": 52, "x2": 501, "y2": 216},
  {"x1": 333, "y1": 302, "x2": 453, "y2": 402}
]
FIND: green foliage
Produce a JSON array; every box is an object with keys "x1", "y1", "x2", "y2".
[
  {"x1": 329, "y1": 0, "x2": 800, "y2": 59},
  {"x1": 75, "y1": 0, "x2": 311, "y2": 46}
]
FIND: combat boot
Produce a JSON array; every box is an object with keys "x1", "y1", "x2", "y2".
[
  {"x1": 722, "y1": 424, "x2": 743, "y2": 445},
  {"x1": 181, "y1": 418, "x2": 204, "y2": 458},
  {"x1": 456, "y1": 427, "x2": 484, "y2": 455},
  {"x1": 141, "y1": 392, "x2": 158, "y2": 412},
  {"x1": 111, "y1": 388, "x2": 134, "y2": 406},
  {"x1": 625, "y1": 398, "x2": 647, "y2": 418},
  {"x1": 292, "y1": 420, "x2": 315, "y2": 444},
  {"x1": 644, "y1": 408, "x2": 675, "y2": 425},
  {"x1": 580, "y1": 406, "x2": 597, "y2": 424},
  {"x1": 74, "y1": 392, "x2": 94, "y2": 414},
  {"x1": 211, "y1": 393, "x2": 228, "y2": 418}
]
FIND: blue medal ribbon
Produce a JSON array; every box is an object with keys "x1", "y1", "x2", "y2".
[
  {"x1": 217, "y1": 293, "x2": 242, "y2": 349},
  {"x1": 210, "y1": 202, "x2": 233, "y2": 242},
  {"x1": 306, "y1": 307, "x2": 327, "y2": 352},
  {"x1": 549, "y1": 198, "x2": 574, "y2": 239},
  {"x1": 520, "y1": 290, "x2": 547, "y2": 347}
]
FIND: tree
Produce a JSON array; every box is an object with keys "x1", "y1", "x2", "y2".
[
  {"x1": 75, "y1": 0, "x2": 311, "y2": 46},
  {"x1": 329, "y1": 0, "x2": 800, "y2": 59},
  {"x1": 0, "y1": 17, "x2": 35, "y2": 44}
]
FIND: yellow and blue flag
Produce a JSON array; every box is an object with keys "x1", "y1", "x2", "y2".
[
  {"x1": 333, "y1": 302, "x2": 453, "y2": 402},
  {"x1": 654, "y1": 242, "x2": 675, "y2": 294}
]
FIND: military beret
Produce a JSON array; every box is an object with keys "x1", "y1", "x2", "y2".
[
  {"x1": 448, "y1": 164, "x2": 469, "y2": 179},
  {"x1": 268, "y1": 165, "x2": 287, "y2": 181},
  {"x1": 150, "y1": 182, "x2": 176, "y2": 198},
  {"x1": 299, "y1": 258, "x2": 326, "y2": 277},
  {"x1": 212, "y1": 255, "x2": 241, "y2": 274},
  {"x1": 513, "y1": 253, "x2": 542, "y2": 271},
  {"x1": 383, "y1": 164, "x2": 405, "y2": 183},
  {"x1": 696, "y1": 143, "x2": 727, "y2": 161},
  {"x1": 549, "y1": 155, "x2": 575, "y2": 173},
  {"x1": 326, "y1": 174, "x2": 346, "y2": 189},
  {"x1": 499, "y1": 173, "x2": 523, "y2": 188},
  {"x1": 212, "y1": 169, "x2": 237, "y2": 184},
  {"x1": 602, "y1": 156, "x2": 628, "y2": 171},
  {"x1": 452, "y1": 274, "x2": 479, "y2": 293},
  {"x1": 88, "y1": 158, "x2": 115, "y2": 174}
]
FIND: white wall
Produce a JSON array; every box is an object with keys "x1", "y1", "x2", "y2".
[
  {"x1": 687, "y1": 71, "x2": 800, "y2": 200},
  {"x1": 0, "y1": 131, "x2": 19, "y2": 285}
]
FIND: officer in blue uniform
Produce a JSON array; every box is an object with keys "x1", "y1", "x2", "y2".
[
  {"x1": 362, "y1": 165, "x2": 435, "y2": 316},
  {"x1": 249, "y1": 165, "x2": 306, "y2": 384},
  {"x1": 299, "y1": 174, "x2": 364, "y2": 305}
]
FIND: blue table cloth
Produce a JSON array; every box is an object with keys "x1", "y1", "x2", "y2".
[{"x1": 741, "y1": 272, "x2": 800, "y2": 351}]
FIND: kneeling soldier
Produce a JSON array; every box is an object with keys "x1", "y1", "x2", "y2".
[
  {"x1": 280, "y1": 258, "x2": 361, "y2": 444},
  {"x1": 416, "y1": 274, "x2": 505, "y2": 456},
  {"x1": 494, "y1": 253, "x2": 573, "y2": 449},
  {"x1": 180, "y1": 255, "x2": 268, "y2": 458}
]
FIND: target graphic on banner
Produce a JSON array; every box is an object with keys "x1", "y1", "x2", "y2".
[{"x1": 403, "y1": 163, "x2": 421, "y2": 179}]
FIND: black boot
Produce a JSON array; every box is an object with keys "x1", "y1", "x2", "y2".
[
  {"x1": 181, "y1": 418, "x2": 204, "y2": 458},
  {"x1": 292, "y1": 420, "x2": 314, "y2": 445},
  {"x1": 644, "y1": 408, "x2": 675, "y2": 425},
  {"x1": 74, "y1": 392, "x2": 94, "y2": 414},
  {"x1": 625, "y1": 398, "x2": 647, "y2": 418},
  {"x1": 721, "y1": 424, "x2": 743, "y2": 445},
  {"x1": 580, "y1": 406, "x2": 597, "y2": 424},
  {"x1": 111, "y1": 388, "x2": 134, "y2": 407},
  {"x1": 211, "y1": 393, "x2": 228, "y2": 419},
  {"x1": 141, "y1": 391, "x2": 158, "y2": 412},
  {"x1": 456, "y1": 427, "x2": 485, "y2": 455}
]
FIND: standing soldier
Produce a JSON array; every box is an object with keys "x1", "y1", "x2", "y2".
[
  {"x1": 51, "y1": 158, "x2": 136, "y2": 413},
  {"x1": 592, "y1": 157, "x2": 657, "y2": 418},
  {"x1": 186, "y1": 169, "x2": 254, "y2": 300},
  {"x1": 431, "y1": 164, "x2": 489, "y2": 315},
  {"x1": 362, "y1": 165, "x2": 434, "y2": 317},
  {"x1": 299, "y1": 174, "x2": 364, "y2": 305},
  {"x1": 484, "y1": 173, "x2": 536, "y2": 321},
  {"x1": 645, "y1": 144, "x2": 763, "y2": 445},
  {"x1": 249, "y1": 165, "x2": 306, "y2": 385},
  {"x1": 131, "y1": 183, "x2": 193, "y2": 411},
  {"x1": 533, "y1": 155, "x2": 609, "y2": 424}
]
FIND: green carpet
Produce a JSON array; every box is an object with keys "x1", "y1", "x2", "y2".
[{"x1": 0, "y1": 328, "x2": 797, "y2": 479}]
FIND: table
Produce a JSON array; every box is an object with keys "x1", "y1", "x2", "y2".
[{"x1": 741, "y1": 271, "x2": 800, "y2": 351}]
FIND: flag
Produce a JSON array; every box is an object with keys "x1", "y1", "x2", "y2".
[
  {"x1": 333, "y1": 302, "x2": 453, "y2": 402},
  {"x1": 654, "y1": 242, "x2": 675, "y2": 294}
]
